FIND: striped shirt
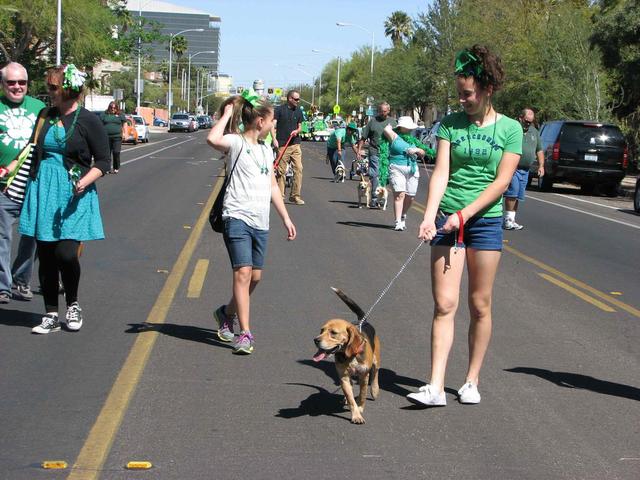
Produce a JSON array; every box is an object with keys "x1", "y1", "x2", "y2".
[{"x1": 4, "y1": 145, "x2": 34, "y2": 204}]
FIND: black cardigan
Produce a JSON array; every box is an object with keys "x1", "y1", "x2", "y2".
[{"x1": 29, "y1": 106, "x2": 111, "y2": 180}]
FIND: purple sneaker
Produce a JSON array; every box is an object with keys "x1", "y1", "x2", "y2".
[{"x1": 232, "y1": 331, "x2": 254, "y2": 355}]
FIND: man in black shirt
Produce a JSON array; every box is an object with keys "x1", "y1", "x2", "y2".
[{"x1": 272, "y1": 90, "x2": 305, "y2": 205}]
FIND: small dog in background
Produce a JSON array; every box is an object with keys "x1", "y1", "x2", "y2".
[
  {"x1": 357, "y1": 176, "x2": 371, "y2": 208},
  {"x1": 374, "y1": 186, "x2": 388, "y2": 210},
  {"x1": 334, "y1": 160, "x2": 346, "y2": 183}
]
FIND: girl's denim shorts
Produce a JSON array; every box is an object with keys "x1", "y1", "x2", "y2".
[
  {"x1": 430, "y1": 213, "x2": 503, "y2": 251},
  {"x1": 223, "y1": 217, "x2": 269, "y2": 269}
]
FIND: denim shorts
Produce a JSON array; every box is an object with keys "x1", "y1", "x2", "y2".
[
  {"x1": 504, "y1": 168, "x2": 529, "y2": 201},
  {"x1": 430, "y1": 213, "x2": 503, "y2": 251},
  {"x1": 223, "y1": 217, "x2": 269, "y2": 269}
]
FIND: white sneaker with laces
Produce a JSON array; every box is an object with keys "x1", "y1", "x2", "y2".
[
  {"x1": 406, "y1": 384, "x2": 446, "y2": 406},
  {"x1": 66, "y1": 302, "x2": 83, "y2": 331},
  {"x1": 394, "y1": 220, "x2": 406, "y2": 231},
  {"x1": 458, "y1": 381, "x2": 481, "y2": 404},
  {"x1": 503, "y1": 219, "x2": 524, "y2": 230},
  {"x1": 32, "y1": 313, "x2": 61, "y2": 334}
]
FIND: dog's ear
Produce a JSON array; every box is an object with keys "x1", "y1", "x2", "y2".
[{"x1": 345, "y1": 324, "x2": 364, "y2": 357}]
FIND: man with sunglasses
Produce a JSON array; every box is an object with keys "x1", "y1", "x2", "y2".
[
  {"x1": 503, "y1": 107, "x2": 544, "y2": 230},
  {"x1": 272, "y1": 90, "x2": 305, "y2": 205},
  {"x1": 0, "y1": 62, "x2": 45, "y2": 304}
]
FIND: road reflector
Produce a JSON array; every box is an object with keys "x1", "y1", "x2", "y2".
[
  {"x1": 610, "y1": 291, "x2": 622, "y2": 296},
  {"x1": 156, "y1": 269, "x2": 169, "y2": 274},
  {"x1": 42, "y1": 461, "x2": 67, "y2": 469},
  {"x1": 183, "y1": 225, "x2": 192, "y2": 229},
  {"x1": 126, "y1": 461, "x2": 153, "y2": 470}
]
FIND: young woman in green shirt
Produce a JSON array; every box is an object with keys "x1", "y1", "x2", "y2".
[{"x1": 407, "y1": 45, "x2": 523, "y2": 407}]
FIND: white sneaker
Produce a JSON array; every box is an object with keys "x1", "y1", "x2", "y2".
[
  {"x1": 503, "y1": 219, "x2": 524, "y2": 230},
  {"x1": 458, "y1": 381, "x2": 481, "y2": 404},
  {"x1": 406, "y1": 384, "x2": 446, "y2": 406},
  {"x1": 32, "y1": 313, "x2": 61, "y2": 334},
  {"x1": 65, "y1": 302, "x2": 83, "y2": 331},
  {"x1": 394, "y1": 220, "x2": 406, "y2": 231}
]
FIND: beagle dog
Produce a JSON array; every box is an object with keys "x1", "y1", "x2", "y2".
[
  {"x1": 313, "y1": 287, "x2": 381, "y2": 424},
  {"x1": 374, "y1": 186, "x2": 388, "y2": 210},
  {"x1": 358, "y1": 176, "x2": 371, "y2": 209},
  {"x1": 334, "y1": 160, "x2": 346, "y2": 183}
]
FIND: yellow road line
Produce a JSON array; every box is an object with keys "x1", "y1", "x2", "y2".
[
  {"x1": 538, "y1": 273, "x2": 616, "y2": 313},
  {"x1": 67, "y1": 176, "x2": 223, "y2": 480},
  {"x1": 409, "y1": 200, "x2": 640, "y2": 318},
  {"x1": 187, "y1": 259, "x2": 210, "y2": 298}
]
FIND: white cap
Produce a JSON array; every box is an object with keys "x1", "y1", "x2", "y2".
[{"x1": 396, "y1": 116, "x2": 419, "y2": 130}]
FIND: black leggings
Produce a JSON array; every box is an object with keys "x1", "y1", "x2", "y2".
[
  {"x1": 109, "y1": 136, "x2": 122, "y2": 170},
  {"x1": 37, "y1": 240, "x2": 81, "y2": 312}
]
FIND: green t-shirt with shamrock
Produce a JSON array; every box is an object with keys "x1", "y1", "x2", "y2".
[
  {"x1": 437, "y1": 112, "x2": 523, "y2": 217},
  {"x1": 0, "y1": 95, "x2": 46, "y2": 167}
]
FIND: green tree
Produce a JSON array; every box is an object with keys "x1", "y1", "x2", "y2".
[{"x1": 384, "y1": 10, "x2": 414, "y2": 47}]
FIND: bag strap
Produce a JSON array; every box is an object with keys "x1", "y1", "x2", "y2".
[{"x1": 223, "y1": 143, "x2": 243, "y2": 187}]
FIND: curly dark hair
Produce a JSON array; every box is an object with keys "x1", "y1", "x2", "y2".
[{"x1": 458, "y1": 44, "x2": 505, "y2": 92}]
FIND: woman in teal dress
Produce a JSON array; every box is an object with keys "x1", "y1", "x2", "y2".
[{"x1": 20, "y1": 65, "x2": 110, "y2": 334}]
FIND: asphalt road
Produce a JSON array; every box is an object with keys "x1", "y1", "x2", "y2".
[{"x1": 1, "y1": 131, "x2": 639, "y2": 480}]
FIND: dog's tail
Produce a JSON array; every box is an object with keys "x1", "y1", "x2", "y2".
[{"x1": 331, "y1": 287, "x2": 365, "y2": 320}]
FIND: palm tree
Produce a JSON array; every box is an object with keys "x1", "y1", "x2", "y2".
[
  {"x1": 384, "y1": 11, "x2": 414, "y2": 47},
  {"x1": 169, "y1": 35, "x2": 188, "y2": 80}
]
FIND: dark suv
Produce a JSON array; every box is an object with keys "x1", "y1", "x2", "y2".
[{"x1": 530, "y1": 120, "x2": 628, "y2": 195}]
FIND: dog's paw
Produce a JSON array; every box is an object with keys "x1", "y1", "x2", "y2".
[{"x1": 351, "y1": 414, "x2": 366, "y2": 424}]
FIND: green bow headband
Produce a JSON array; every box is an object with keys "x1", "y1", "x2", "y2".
[
  {"x1": 454, "y1": 50, "x2": 483, "y2": 78},
  {"x1": 62, "y1": 64, "x2": 86, "y2": 92},
  {"x1": 241, "y1": 88, "x2": 260, "y2": 107}
]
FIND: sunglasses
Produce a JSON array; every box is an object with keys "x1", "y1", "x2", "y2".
[
  {"x1": 5, "y1": 79, "x2": 27, "y2": 86},
  {"x1": 291, "y1": 97, "x2": 300, "y2": 101}
]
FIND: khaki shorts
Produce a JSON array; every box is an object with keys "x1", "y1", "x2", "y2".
[{"x1": 389, "y1": 163, "x2": 419, "y2": 196}]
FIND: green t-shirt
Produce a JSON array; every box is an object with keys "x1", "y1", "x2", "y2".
[
  {"x1": 520, "y1": 125, "x2": 542, "y2": 169},
  {"x1": 99, "y1": 112, "x2": 126, "y2": 138},
  {"x1": 0, "y1": 95, "x2": 46, "y2": 167},
  {"x1": 327, "y1": 127, "x2": 346, "y2": 149},
  {"x1": 437, "y1": 112, "x2": 523, "y2": 217}
]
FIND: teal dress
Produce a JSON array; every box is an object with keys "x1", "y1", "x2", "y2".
[{"x1": 19, "y1": 126, "x2": 104, "y2": 241}]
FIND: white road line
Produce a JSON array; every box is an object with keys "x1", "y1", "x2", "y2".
[
  {"x1": 552, "y1": 193, "x2": 624, "y2": 210},
  {"x1": 121, "y1": 137, "x2": 194, "y2": 166},
  {"x1": 525, "y1": 195, "x2": 640, "y2": 230},
  {"x1": 121, "y1": 136, "x2": 179, "y2": 152}
]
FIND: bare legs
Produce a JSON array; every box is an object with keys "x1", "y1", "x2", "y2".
[
  {"x1": 428, "y1": 246, "x2": 501, "y2": 391},
  {"x1": 225, "y1": 266, "x2": 262, "y2": 332}
]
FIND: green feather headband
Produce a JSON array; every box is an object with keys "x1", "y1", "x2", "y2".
[
  {"x1": 63, "y1": 64, "x2": 87, "y2": 92},
  {"x1": 454, "y1": 50, "x2": 484, "y2": 78}
]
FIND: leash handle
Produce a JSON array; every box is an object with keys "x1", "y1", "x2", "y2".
[
  {"x1": 273, "y1": 133, "x2": 295, "y2": 171},
  {"x1": 455, "y1": 210, "x2": 464, "y2": 251}
]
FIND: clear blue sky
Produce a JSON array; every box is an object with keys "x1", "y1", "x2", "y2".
[{"x1": 180, "y1": 0, "x2": 430, "y2": 90}]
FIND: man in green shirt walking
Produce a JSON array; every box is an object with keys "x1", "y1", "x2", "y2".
[
  {"x1": 503, "y1": 108, "x2": 544, "y2": 230},
  {"x1": 0, "y1": 62, "x2": 45, "y2": 303}
]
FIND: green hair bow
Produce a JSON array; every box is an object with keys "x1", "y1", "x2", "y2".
[
  {"x1": 454, "y1": 50, "x2": 483, "y2": 78},
  {"x1": 241, "y1": 88, "x2": 260, "y2": 107},
  {"x1": 63, "y1": 64, "x2": 86, "y2": 92}
]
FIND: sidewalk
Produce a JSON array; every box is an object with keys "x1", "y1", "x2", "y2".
[{"x1": 621, "y1": 173, "x2": 637, "y2": 197}]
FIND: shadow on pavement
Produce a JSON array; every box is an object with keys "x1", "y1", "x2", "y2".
[
  {"x1": 0, "y1": 308, "x2": 41, "y2": 328},
  {"x1": 125, "y1": 322, "x2": 234, "y2": 349},
  {"x1": 310, "y1": 176, "x2": 334, "y2": 181},
  {"x1": 276, "y1": 383, "x2": 348, "y2": 421},
  {"x1": 328, "y1": 200, "x2": 361, "y2": 208},
  {"x1": 617, "y1": 208, "x2": 639, "y2": 217},
  {"x1": 336, "y1": 220, "x2": 391, "y2": 230},
  {"x1": 505, "y1": 367, "x2": 640, "y2": 401}
]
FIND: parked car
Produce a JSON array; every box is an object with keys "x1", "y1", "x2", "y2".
[
  {"x1": 634, "y1": 176, "x2": 640, "y2": 213},
  {"x1": 197, "y1": 115, "x2": 212, "y2": 129},
  {"x1": 121, "y1": 117, "x2": 138, "y2": 144},
  {"x1": 169, "y1": 113, "x2": 193, "y2": 132},
  {"x1": 131, "y1": 115, "x2": 149, "y2": 143},
  {"x1": 530, "y1": 120, "x2": 628, "y2": 195},
  {"x1": 153, "y1": 117, "x2": 168, "y2": 127}
]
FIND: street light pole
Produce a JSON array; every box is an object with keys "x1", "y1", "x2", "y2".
[
  {"x1": 187, "y1": 50, "x2": 216, "y2": 113},
  {"x1": 312, "y1": 49, "x2": 340, "y2": 108},
  {"x1": 168, "y1": 28, "x2": 204, "y2": 117},
  {"x1": 56, "y1": 0, "x2": 62, "y2": 66},
  {"x1": 136, "y1": 0, "x2": 142, "y2": 112},
  {"x1": 336, "y1": 22, "x2": 375, "y2": 75}
]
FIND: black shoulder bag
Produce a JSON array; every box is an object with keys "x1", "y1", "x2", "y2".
[{"x1": 209, "y1": 146, "x2": 243, "y2": 233}]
